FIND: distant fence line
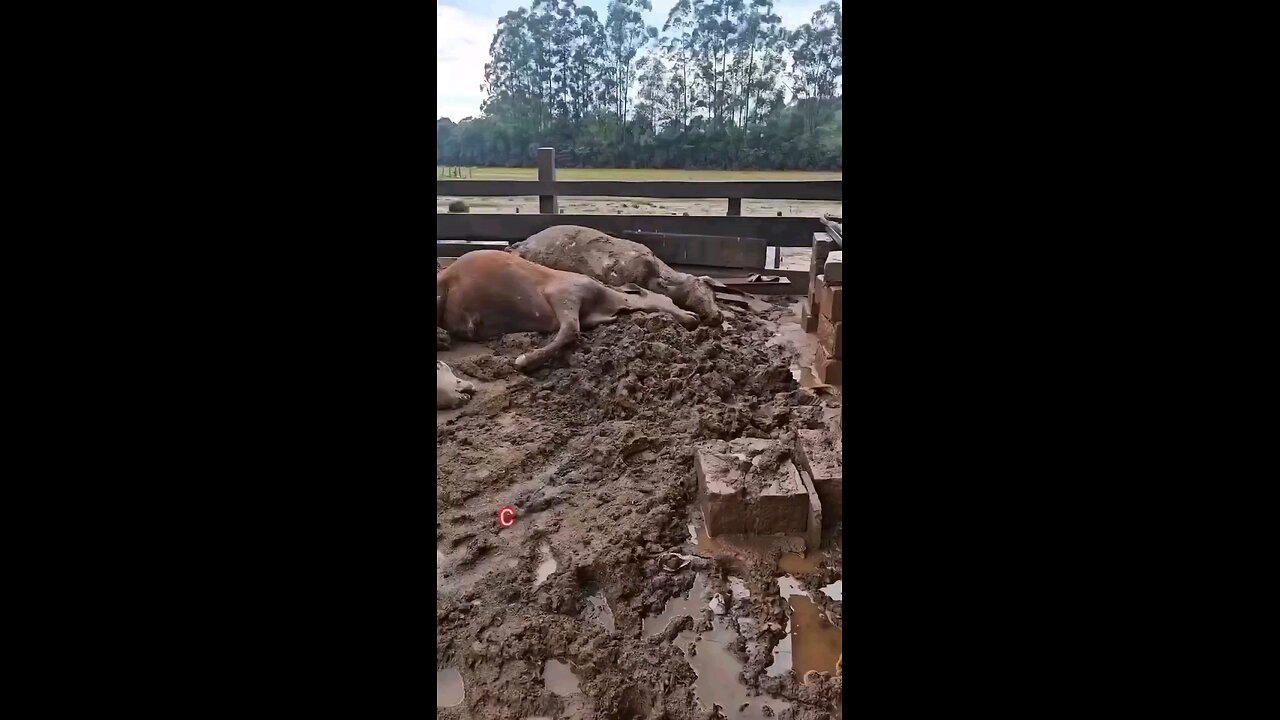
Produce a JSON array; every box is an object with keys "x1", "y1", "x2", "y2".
[{"x1": 436, "y1": 148, "x2": 841, "y2": 269}]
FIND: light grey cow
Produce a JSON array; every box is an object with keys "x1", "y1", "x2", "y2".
[{"x1": 509, "y1": 225, "x2": 722, "y2": 325}]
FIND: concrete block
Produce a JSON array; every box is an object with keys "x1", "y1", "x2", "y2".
[
  {"x1": 824, "y1": 251, "x2": 843, "y2": 283},
  {"x1": 814, "y1": 344, "x2": 842, "y2": 385},
  {"x1": 698, "y1": 439, "x2": 809, "y2": 537},
  {"x1": 796, "y1": 430, "x2": 842, "y2": 528},
  {"x1": 747, "y1": 459, "x2": 809, "y2": 535},
  {"x1": 809, "y1": 234, "x2": 835, "y2": 292},
  {"x1": 695, "y1": 449, "x2": 746, "y2": 535},
  {"x1": 818, "y1": 280, "x2": 842, "y2": 322},
  {"x1": 800, "y1": 300, "x2": 819, "y2": 332},
  {"x1": 817, "y1": 314, "x2": 842, "y2": 359}
]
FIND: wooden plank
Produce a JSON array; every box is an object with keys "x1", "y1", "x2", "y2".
[
  {"x1": 437, "y1": 240, "x2": 507, "y2": 257},
  {"x1": 621, "y1": 231, "x2": 765, "y2": 268},
  {"x1": 435, "y1": 234, "x2": 764, "y2": 268},
  {"x1": 437, "y1": 213, "x2": 819, "y2": 247},
  {"x1": 675, "y1": 265, "x2": 803, "y2": 293},
  {"x1": 673, "y1": 264, "x2": 810, "y2": 295},
  {"x1": 435, "y1": 179, "x2": 843, "y2": 201},
  {"x1": 537, "y1": 148, "x2": 557, "y2": 214}
]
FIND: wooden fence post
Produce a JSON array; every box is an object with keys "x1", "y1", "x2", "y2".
[
  {"x1": 727, "y1": 197, "x2": 742, "y2": 216},
  {"x1": 538, "y1": 147, "x2": 557, "y2": 214}
]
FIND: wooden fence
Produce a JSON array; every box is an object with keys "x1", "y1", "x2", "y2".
[{"x1": 437, "y1": 148, "x2": 840, "y2": 269}]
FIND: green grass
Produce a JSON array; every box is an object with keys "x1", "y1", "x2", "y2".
[{"x1": 437, "y1": 166, "x2": 842, "y2": 181}]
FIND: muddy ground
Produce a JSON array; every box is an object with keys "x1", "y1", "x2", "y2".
[{"x1": 437, "y1": 298, "x2": 842, "y2": 720}]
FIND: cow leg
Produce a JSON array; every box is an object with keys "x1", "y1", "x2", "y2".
[
  {"x1": 514, "y1": 295, "x2": 582, "y2": 371},
  {"x1": 624, "y1": 292, "x2": 699, "y2": 329}
]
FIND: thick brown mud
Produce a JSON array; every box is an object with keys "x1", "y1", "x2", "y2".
[{"x1": 437, "y1": 300, "x2": 842, "y2": 719}]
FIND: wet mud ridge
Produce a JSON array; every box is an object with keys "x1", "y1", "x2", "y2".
[{"x1": 438, "y1": 300, "x2": 842, "y2": 719}]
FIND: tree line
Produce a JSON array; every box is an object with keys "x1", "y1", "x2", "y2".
[{"x1": 436, "y1": 0, "x2": 842, "y2": 171}]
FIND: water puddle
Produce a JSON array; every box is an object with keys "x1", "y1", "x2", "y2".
[
  {"x1": 534, "y1": 544, "x2": 557, "y2": 587},
  {"x1": 644, "y1": 573, "x2": 709, "y2": 636},
  {"x1": 647, "y1": 572, "x2": 791, "y2": 718},
  {"x1": 778, "y1": 549, "x2": 824, "y2": 575},
  {"x1": 685, "y1": 618, "x2": 789, "y2": 720},
  {"x1": 768, "y1": 580, "x2": 843, "y2": 678},
  {"x1": 583, "y1": 589, "x2": 615, "y2": 631},
  {"x1": 821, "y1": 579, "x2": 842, "y2": 601},
  {"x1": 543, "y1": 659, "x2": 580, "y2": 696},
  {"x1": 436, "y1": 667, "x2": 464, "y2": 707}
]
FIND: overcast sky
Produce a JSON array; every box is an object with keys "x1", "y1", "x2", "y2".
[{"x1": 437, "y1": 0, "x2": 827, "y2": 122}]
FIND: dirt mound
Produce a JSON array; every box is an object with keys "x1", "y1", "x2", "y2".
[{"x1": 437, "y1": 306, "x2": 840, "y2": 719}]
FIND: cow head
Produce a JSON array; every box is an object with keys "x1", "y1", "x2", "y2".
[
  {"x1": 663, "y1": 274, "x2": 721, "y2": 325},
  {"x1": 436, "y1": 361, "x2": 477, "y2": 410}
]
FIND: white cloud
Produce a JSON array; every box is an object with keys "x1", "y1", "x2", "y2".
[{"x1": 437, "y1": 4, "x2": 496, "y2": 122}]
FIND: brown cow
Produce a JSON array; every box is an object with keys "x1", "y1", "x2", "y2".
[
  {"x1": 436, "y1": 250, "x2": 698, "y2": 371},
  {"x1": 508, "y1": 225, "x2": 722, "y2": 325}
]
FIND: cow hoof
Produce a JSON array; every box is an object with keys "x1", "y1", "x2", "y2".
[{"x1": 514, "y1": 354, "x2": 528, "y2": 369}]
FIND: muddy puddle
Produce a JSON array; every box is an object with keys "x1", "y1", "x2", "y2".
[
  {"x1": 779, "y1": 549, "x2": 826, "y2": 575},
  {"x1": 685, "y1": 619, "x2": 790, "y2": 720},
  {"x1": 533, "y1": 543, "x2": 557, "y2": 587},
  {"x1": 543, "y1": 659, "x2": 580, "y2": 696},
  {"x1": 769, "y1": 577, "x2": 843, "y2": 678},
  {"x1": 582, "y1": 589, "x2": 615, "y2": 631},
  {"x1": 643, "y1": 572, "x2": 791, "y2": 719},
  {"x1": 770, "y1": 301, "x2": 831, "y2": 391},
  {"x1": 437, "y1": 667, "x2": 464, "y2": 707},
  {"x1": 652, "y1": 583, "x2": 791, "y2": 717},
  {"x1": 644, "y1": 573, "x2": 710, "y2": 637}
]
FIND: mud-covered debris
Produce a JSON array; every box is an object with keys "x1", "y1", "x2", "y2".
[{"x1": 436, "y1": 306, "x2": 843, "y2": 720}]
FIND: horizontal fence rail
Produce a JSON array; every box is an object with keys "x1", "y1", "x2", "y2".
[
  {"x1": 436, "y1": 148, "x2": 839, "y2": 271},
  {"x1": 436, "y1": 213, "x2": 819, "y2": 248},
  {"x1": 435, "y1": 179, "x2": 842, "y2": 201}
]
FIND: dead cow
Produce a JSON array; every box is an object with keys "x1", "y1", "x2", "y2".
[
  {"x1": 436, "y1": 250, "x2": 698, "y2": 371},
  {"x1": 509, "y1": 225, "x2": 722, "y2": 325},
  {"x1": 436, "y1": 361, "x2": 476, "y2": 410}
]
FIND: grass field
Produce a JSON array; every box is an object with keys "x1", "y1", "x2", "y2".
[{"x1": 435, "y1": 166, "x2": 842, "y2": 217}]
